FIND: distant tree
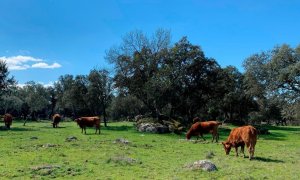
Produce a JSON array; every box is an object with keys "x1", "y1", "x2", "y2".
[
  {"x1": 243, "y1": 44, "x2": 300, "y2": 124},
  {"x1": 87, "y1": 69, "x2": 113, "y2": 127},
  {"x1": 217, "y1": 66, "x2": 257, "y2": 122},
  {"x1": 55, "y1": 74, "x2": 75, "y2": 116},
  {"x1": 0, "y1": 85, "x2": 23, "y2": 114},
  {"x1": 160, "y1": 37, "x2": 223, "y2": 120},
  {"x1": 0, "y1": 60, "x2": 15, "y2": 95},
  {"x1": 106, "y1": 29, "x2": 171, "y2": 117},
  {"x1": 108, "y1": 95, "x2": 146, "y2": 120},
  {"x1": 55, "y1": 75, "x2": 89, "y2": 117},
  {"x1": 20, "y1": 81, "x2": 50, "y2": 121},
  {"x1": 47, "y1": 86, "x2": 57, "y2": 119},
  {"x1": 107, "y1": 30, "x2": 227, "y2": 122},
  {"x1": 0, "y1": 60, "x2": 16, "y2": 114}
]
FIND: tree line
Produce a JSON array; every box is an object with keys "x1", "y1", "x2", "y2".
[{"x1": 1, "y1": 29, "x2": 299, "y2": 126}]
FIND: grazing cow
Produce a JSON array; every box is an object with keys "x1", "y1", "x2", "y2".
[
  {"x1": 186, "y1": 121, "x2": 222, "y2": 142},
  {"x1": 75, "y1": 116, "x2": 101, "y2": 134},
  {"x1": 52, "y1": 114, "x2": 61, "y2": 128},
  {"x1": 222, "y1": 125, "x2": 257, "y2": 160},
  {"x1": 3, "y1": 113, "x2": 13, "y2": 129}
]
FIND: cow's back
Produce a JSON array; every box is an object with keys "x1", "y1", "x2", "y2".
[
  {"x1": 241, "y1": 126, "x2": 257, "y2": 145},
  {"x1": 200, "y1": 121, "x2": 221, "y2": 133},
  {"x1": 53, "y1": 114, "x2": 61, "y2": 122},
  {"x1": 227, "y1": 126, "x2": 257, "y2": 144}
]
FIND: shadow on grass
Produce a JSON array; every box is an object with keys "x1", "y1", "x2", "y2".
[
  {"x1": 259, "y1": 132, "x2": 287, "y2": 141},
  {"x1": 266, "y1": 126, "x2": 300, "y2": 132},
  {"x1": 104, "y1": 125, "x2": 133, "y2": 131},
  {"x1": 0, "y1": 127, "x2": 36, "y2": 131},
  {"x1": 41, "y1": 126, "x2": 66, "y2": 129},
  {"x1": 254, "y1": 156, "x2": 284, "y2": 163}
]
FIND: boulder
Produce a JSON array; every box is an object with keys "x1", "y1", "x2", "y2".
[
  {"x1": 185, "y1": 160, "x2": 217, "y2": 172},
  {"x1": 137, "y1": 123, "x2": 169, "y2": 133}
]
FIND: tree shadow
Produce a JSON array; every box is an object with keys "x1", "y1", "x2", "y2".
[
  {"x1": 104, "y1": 125, "x2": 133, "y2": 131},
  {"x1": 0, "y1": 127, "x2": 36, "y2": 131},
  {"x1": 41, "y1": 126, "x2": 66, "y2": 129},
  {"x1": 253, "y1": 156, "x2": 284, "y2": 163},
  {"x1": 266, "y1": 126, "x2": 300, "y2": 132},
  {"x1": 258, "y1": 132, "x2": 287, "y2": 141}
]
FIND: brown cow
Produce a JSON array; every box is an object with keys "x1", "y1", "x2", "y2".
[
  {"x1": 3, "y1": 113, "x2": 13, "y2": 129},
  {"x1": 186, "y1": 121, "x2": 222, "y2": 142},
  {"x1": 75, "y1": 116, "x2": 101, "y2": 134},
  {"x1": 52, "y1": 114, "x2": 61, "y2": 128},
  {"x1": 222, "y1": 125, "x2": 257, "y2": 160}
]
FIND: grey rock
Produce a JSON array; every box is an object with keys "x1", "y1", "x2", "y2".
[
  {"x1": 137, "y1": 123, "x2": 169, "y2": 134},
  {"x1": 185, "y1": 160, "x2": 217, "y2": 172},
  {"x1": 113, "y1": 138, "x2": 130, "y2": 145},
  {"x1": 66, "y1": 136, "x2": 78, "y2": 142}
]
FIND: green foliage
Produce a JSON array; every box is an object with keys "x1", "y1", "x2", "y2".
[
  {"x1": 106, "y1": 30, "x2": 232, "y2": 121},
  {"x1": 108, "y1": 95, "x2": 146, "y2": 120},
  {"x1": 0, "y1": 60, "x2": 15, "y2": 95},
  {"x1": 243, "y1": 44, "x2": 300, "y2": 123}
]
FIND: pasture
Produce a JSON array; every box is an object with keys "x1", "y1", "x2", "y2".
[{"x1": 0, "y1": 121, "x2": 299, "y2": 179}]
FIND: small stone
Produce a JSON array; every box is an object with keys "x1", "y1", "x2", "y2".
[
  {"x1": 65, "y1": 136, "x2": 78, "y2": 142},
  {"x1": 113, "y1": 138, "x2": 130, "y2": 144}
]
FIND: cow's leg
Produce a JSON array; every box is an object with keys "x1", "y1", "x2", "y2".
[
  {"x1": 211, "y1": 133, "x2": 215, "y2": 142},
  {"x1": 235, "y1": 146, "x2": 239, "y2": 157},
  {"x1": 248, "y1": 146, "x2": 252, "y2": 160},
  {"x1": 81, "y1": 128, "x2": 83, "y2": 134},
  {"x1": 96, "y1": 125, "x2": 100, "y2": 134},
  {"x1": 249, "y1": 145, "x2": 255, "y2": 160},
  {"x1": 84, "y1": 127, "x2": 87, "y2": 134},
  {"x1": 241, "y1": 144, "x2": 245, "y2": 158},
  {"x1": 200, "y1": 133, "x2": 206, "y2": 141}
]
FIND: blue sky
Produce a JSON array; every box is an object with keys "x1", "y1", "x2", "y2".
[{"x1": 1, "y1": 0, "x2": 300, "y2": 85}]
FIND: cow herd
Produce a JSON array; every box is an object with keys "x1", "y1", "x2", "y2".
[{"x1": 2, "y1": 113, "x2": 258, "y2": 160}]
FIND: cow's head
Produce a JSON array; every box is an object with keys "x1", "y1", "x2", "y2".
[{"x1": 222, "y1": 142, "x2": 232, "y2": 155}]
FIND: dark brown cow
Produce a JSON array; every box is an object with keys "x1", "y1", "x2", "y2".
[
  {"x1": 186, "y1": 121, "x2": 222, "y2": 142},
  {"x1": 222, "y1": 125, "x2": 257, "y2": 160},
  {"x1": 3, "y1": 113, "x2": 13, "y2": 129},
  {"x1": 52, "y1": 114, "x2": 61, "y2": 128},
  {"x1": 75, "y1": 116, "x2": 101, "y2": 134}
]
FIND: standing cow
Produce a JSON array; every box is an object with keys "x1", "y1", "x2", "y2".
[
  {"x1": 52, "y1": 114, "x2": 61, "y2": 128},
  {"x1": 186, "y1": 121, "x2": 222, "y2": 142},
  {"x1": 3, "y1": 113, "x2": 13, "y2": 129},
  {"x1": 75, "y1": 116, "x2": 101, "y2": 134},
  {"x1": 222, "y1": 125, "x2": 257, "y2": 160}
]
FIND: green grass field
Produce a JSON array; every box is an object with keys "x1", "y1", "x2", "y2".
[{"x1": 0, "y1": 121, "x2": 299, "y2": 179}]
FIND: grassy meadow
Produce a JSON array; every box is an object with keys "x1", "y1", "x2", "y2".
[{"x1": 0, "y1": 120, "x2": 299, "y2": 179}]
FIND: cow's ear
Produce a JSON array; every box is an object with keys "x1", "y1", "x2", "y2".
[{"x1": 221, "y1": 142, "x2": 225, "y2": 145}]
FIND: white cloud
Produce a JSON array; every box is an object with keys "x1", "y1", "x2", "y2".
[
  {"x1": 0, "y1": 55, "x2": 62, "y2": 70},
  {"x1": 32, "y1": 62, "x2": 62, "y2": 69}
]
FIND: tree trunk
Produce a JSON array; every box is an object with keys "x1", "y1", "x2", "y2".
[{"x1": 103, "y1": 106, "x2": 107, "y2": 127}]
